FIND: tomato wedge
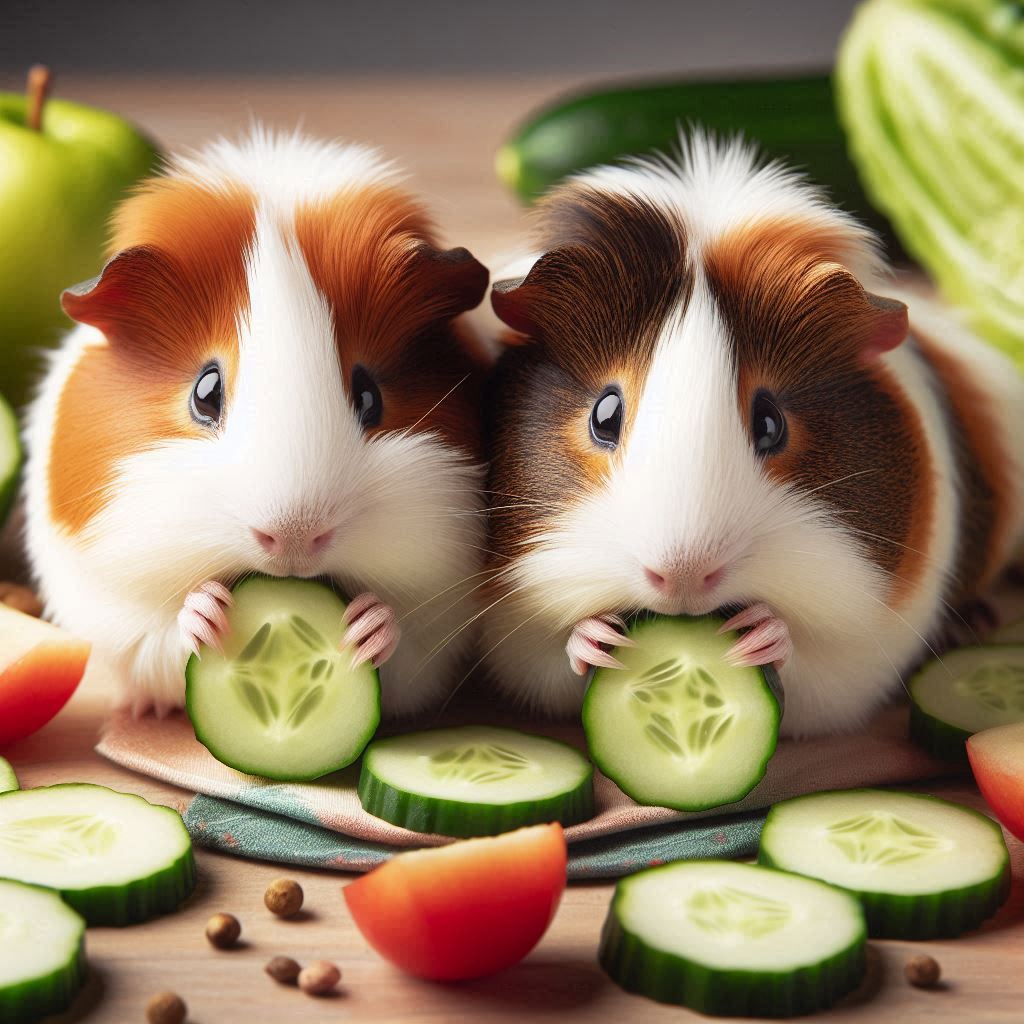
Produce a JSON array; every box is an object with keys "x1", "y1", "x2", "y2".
[
  {"x1": 968, "y1": 722, "x2": 1024, "y2": 842},
  {"x1": 0, "y1": 605, "x2": 90, "y2": 746},
  {"x1": 344, "y1": 823, "x2": 567, "y2": 980}
]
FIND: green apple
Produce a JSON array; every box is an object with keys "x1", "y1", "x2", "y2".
[
  {"x1": 0, "y1": 68, "x2": 160, "y2": 410},
  {"x1": 0, "y1": 391, "x2": 19, "y2": 528}
]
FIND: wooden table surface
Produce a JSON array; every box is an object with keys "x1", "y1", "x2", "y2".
[{"x1": 1, "y1": 73, "x2": 1022, "y2": 1023}]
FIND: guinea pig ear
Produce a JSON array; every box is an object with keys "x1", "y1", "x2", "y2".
[
  {"x1": 490, "y1": 249, "x2": 565, "y2": 341},
  {"x1": 861, "y1": 291, "x2": 910, "y2": 361},
  {"x1": 61, "y1": 245, "x2": 175, "y2": 341},
  {"x1": 408, "y1": 243, "x2": 489, "y2": 320}
]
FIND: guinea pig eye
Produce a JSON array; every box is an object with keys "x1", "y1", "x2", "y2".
[
  {"x1": 590, "y1": 386, "x2": 623, "y2": 449},
  {"x1": 190, "y1": 364, "x2": 223, "y2": 427},
  {"x1": 352, "y1": 365, "x2": 382, "y2": 429},
  {"x1": 752, "y1": 390, "x2": 787, "y2": 455}
]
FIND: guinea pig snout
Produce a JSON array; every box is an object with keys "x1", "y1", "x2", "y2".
[
  {"x1": 643, "y1": 559, "x2": 726, "y2": 600},
  {"x1": 252, "y1": 523, "x2": 336, "y2": 559}
]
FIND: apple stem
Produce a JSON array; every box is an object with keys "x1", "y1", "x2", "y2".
[{"x1": 26, "y1": 65, "x2": 53, "y2": 132}]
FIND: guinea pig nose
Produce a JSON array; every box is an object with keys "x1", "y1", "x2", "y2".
[
  {"x1": 643, "y1": 566, "x2": 668, "y2": 591},
  {"x1": 309, "y1": 528, "x2": 335, "y2": 555},
  {"x1": 252, "y1": 528, "x2": 281, "y2": 554},
  {"x1": 702, "y1": 564, "x2": 725, "y2": 591}
]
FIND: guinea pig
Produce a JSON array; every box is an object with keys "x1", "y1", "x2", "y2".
[
  {"x1": 479, "y1": 133, "x2": 1024, "y2": 738},
  {"x1": 23, "y1": 127, "x2": 490, "y2": 718}
]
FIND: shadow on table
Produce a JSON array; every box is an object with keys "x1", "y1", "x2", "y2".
[{"x1": 436, "y1": 955, "x2": 606, "y2": 1013}]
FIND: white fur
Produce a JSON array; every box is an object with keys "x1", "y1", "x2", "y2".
[
  {"x1": 482, "y1": 134, "x2": 1024, "y2": 737},
  {"x1": 24, "y1": 131, "x2": 484, "y2": 718}
]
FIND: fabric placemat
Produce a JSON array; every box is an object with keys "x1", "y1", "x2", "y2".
[
  {"x1": 98, "y1": 701, "x2": 957, "y2": 855},
  {"x1": 183, "y1": 793, "x2": 769, "y2": 879}
]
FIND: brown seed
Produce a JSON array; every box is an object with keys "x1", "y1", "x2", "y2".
[
  {"x1": 265, "y1": 955, "x2": 302, "y2": 984},
  {"x1": 145, "y1": 990, "x2": 187, "y2": 1024},
  {"x1": 205, "y1": 911, "x2": 241, "y2": 949},
  {"x1": 264, "y1": 878, "x2": 304, "y2": 917},
  {"x1": 905, "y1": 954, "x2": 942, "y2": 988},
  {"x1": 298, "y1": 959, "x2": 341, "y2": 996},
  {"x1": 0, "y1": 582, "x2": 43, "y2": 618}
]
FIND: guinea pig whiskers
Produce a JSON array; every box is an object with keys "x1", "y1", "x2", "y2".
[
  {"x1": 396, "y1": 373, "x2": 471, "y2": 438},
  {"x1": 397, "y1": 564, "x2": 512, "y2": 620},
  {"x1": 432, "y1": 597, "x2": 565, "y2": 719},
  {"x1": 779, "y1": 545, "x2": 951, "y2": 675},
  {"x1": 798, "y1": 467, "x2": 882, "y2": 498}
]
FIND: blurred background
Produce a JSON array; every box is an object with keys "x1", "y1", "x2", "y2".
[
  {"x1": 2, "y1": 1, "x2": 858, "y2": 76},
  {"x1": 0, "y1": 0, "x2": 861, "y2": 261}
]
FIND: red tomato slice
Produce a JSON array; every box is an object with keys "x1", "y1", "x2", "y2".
[
  {"x1": 344, "y1": 822, "x2": 567, "y2": 980},
  {"x1": 967, "y1": 722, "x2": 1024, "y2": 842},
  {"x1": 0, "y1": 606, "x2": 90, "y2": 747}
]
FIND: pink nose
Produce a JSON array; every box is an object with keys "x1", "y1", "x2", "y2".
[
  {"x1": 252, "y1": 526, "x2": 336, "y2": 557},
  {"x1": 644, "y1": 562, "x2": 725, "y2": 595}
]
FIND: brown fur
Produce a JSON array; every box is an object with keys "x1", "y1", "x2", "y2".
[
  {"x1": 487, "y1": 186, "x2": 691, "y2": 558},
  {"x1": 704, "y1": 219, "x2": 934, "y2": 603},
  {"x1": 294, "y1": 187, "x2": 487, "y2": 459},
  {"x1": 51, "y1": 177, "x2": 489, "y2": 536},
  {"x1": 918, "y1": 335, "x2": 1014, "y2": 602},
  {"x1": 51, "y1": 182, "x2": 255, "y2": 534}
]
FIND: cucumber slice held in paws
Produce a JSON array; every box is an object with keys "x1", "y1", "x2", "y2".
[
  {"x1": 758, "y1": 789, "x2": 1011, "y2": 938},
  {"x1": 186, "y1": 575, "x2": 381, "y2": 781},
  {"x1": 583, "y1": 614, "x2": 782, "y2": 811},
  {"x1": 0, "y1": 879, "x2": 87, "y2": 1022},
  {"x1": 599, "y1": 860, "x2": 867, "y2": 1017},
  {"x1": 358, "y1": 726, "x2": 594, "y2": 837},
  {"x1": 0, "y1": 784, "x2": 195, "y2": 926},
  {"x1": 909, "y1": 645, "x2": 1024, "y2": 761}
]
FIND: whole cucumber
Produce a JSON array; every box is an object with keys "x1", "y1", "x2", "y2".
[{"x1": 497, "y1": 74, "x2": 894, "y2": 243}]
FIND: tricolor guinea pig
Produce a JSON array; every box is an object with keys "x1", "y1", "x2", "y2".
[
  {"x1": 480, "y1": 134, "x2": 1024, "y2": 738},
  {"x1": 24, "y1": 128, "x2": 490, "y2": 718}
]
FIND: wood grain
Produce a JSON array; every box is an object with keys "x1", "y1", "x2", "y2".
[{"x1": 0, "y1": 74, "x2": 1021, "y2": 1023}]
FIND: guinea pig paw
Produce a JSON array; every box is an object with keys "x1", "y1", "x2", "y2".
[
  {"x1": 343, "y1": 593, "x2": 401, "y2": 669},
  {"x1": 566, "y1": 614, "x2": 633, "y2": 676},
  {"x1": 177, "y1": 581, "x2": 233, "y2": 658},
  {"x1": 720, "y1": 603, "x2": 792, "y2": 669}
]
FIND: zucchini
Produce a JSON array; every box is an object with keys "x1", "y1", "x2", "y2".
[
  {"x1": 497, "y1": 74, "x2": 893, "y2": 241},
  {"x1": 836, "y1": 0, "x2": 1024, "y2": 366},
  {"x1": 759, "y1": 789, "x2": 1011, "y2": 938},
  {"x1": 0, "y1": 392, "x2": 19, "y2": 527},
  {"x1": 0, "y1": 755, "x2": 17, "y2": 793},
  {"x1": 358, "y1": 726, "x2": 594, "y2": 837},
  {"x1": 186, "y1": 575, "x2": 380, "y2": 781},
  {"x1": 583, "y1": 614, "x2": 781, "y2": 811},
  {"x1": 599, "y1": 860, "x2": 866, "y2": 1016},
  {"x1": 0, "y1": 879, "x2": 87, "y2": 1022},
  {"x1": 0, "y1": 783, "x2": 195, "y2": 926},
  {"x1": 909, "y1": 645, "x2": 1024, "y2": 761}
]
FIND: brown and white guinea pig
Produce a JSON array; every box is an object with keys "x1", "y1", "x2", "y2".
[
  {"x1": 479, "y1": 132, "x2": 1024, "y2": 738},
  {"x1": 23, "y1": 128, "x2": 490, "y2": 718}
]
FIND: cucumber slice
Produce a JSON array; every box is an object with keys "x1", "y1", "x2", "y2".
[
  {"x1": 0, "y1": 784, "x2": 195, "y2": 926},
  {"x1": 992, "y1": 617, "x2": 1024, "y2": 644},
  {"x1": 186, "y1": 575, "x2": 380, "y2": 781},
  {"x1": 583, "y1": 615, "x2": 781, "y2": 811},
  {"x1": 909, "y1": 645, "x2": 1024, "y2": 761},
  {"x1": 0, "y1": 879, "x2": 87, "y2": 1022},
  {"x1": 599, "y1": 860, "x2": 866, "y2": 1017},
  {"x1": 358, "y1": 726, "x2": 594, "y2": 837},
  {"x1": 0, "y1": 755, "x2": 17, "y2": 793},
  {"x1": 758, "y1": 789, "x2": 1011, "y2": 938},
  {"x1": 0, "y1": 392, "x2": 20, "y2": 528}
]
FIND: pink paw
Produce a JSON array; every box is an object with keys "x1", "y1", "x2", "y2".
[
  {"x1": 343, "y1": 592, "x2": 400, "y2": 668},
  {"x1": 178, "y1": 580, "x2": 233, "y2": 658},
  {"x1": 566, "y1": 613, "x2": 634, "y2": 676},
  {"x1": 719, "y1": 602, "x2": 792, "y2": 669}
]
